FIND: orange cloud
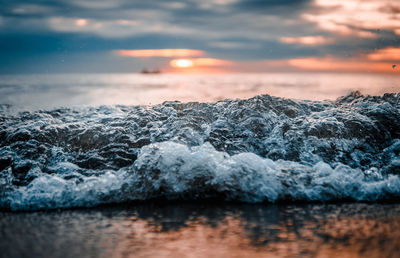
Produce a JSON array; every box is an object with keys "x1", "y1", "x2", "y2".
[
  {"x1": 303, "y1": 0, "x2": 400, "y2": 38},
  {"x1": 288, "y1": 56, "x2": 395, "y2": 73},
  {"x1": 367, "y1": 47, "x2": 400, "y2": 61},
  {"x1": 116, "y1": 49, "x2": 205, "y2": 58},
  {"x1": 192, "y1": 58, "x2": 232, "y2": 66},
  {"x1": 280, "y1": 36, "x2": 334, "y2": 45},
  {"x1": 225, "y1": 47, "x2": 400, "y2": 74}
]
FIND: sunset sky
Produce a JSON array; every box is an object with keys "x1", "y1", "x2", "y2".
[{"x1": 1, "y1": 0, "x2": 400, "y2": 73}]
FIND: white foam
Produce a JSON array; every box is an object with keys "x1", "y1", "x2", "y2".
[{"x1": 3, "y1": 141, "x2": 400, "y2": 211}]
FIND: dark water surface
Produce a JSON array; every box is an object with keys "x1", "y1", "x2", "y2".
[{"x1": 1, "y1": 203, "x2": 400, "y2": 258}]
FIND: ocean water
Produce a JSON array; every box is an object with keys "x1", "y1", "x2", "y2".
[
  {"x1": 0, "y1": 73, "x2": 399, "y2": 110},
  {"x1": 0, "y1": 73, "x2": 399, "y2": 257}
]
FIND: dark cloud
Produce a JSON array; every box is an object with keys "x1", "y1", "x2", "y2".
[{"x1": 235, "y1": 0, "x2": 311, "y2": 11}]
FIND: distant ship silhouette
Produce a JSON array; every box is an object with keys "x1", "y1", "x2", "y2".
[{"x1": 141, "y1": 68, "x2": 161, "y2": 74}]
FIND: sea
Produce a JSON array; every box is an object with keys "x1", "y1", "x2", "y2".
[
  {"x1": 0, "y1": 73, "x2": 400, "y2": 257},
  {"x1": 0, "y1": 73, "x2": 399, "y2": 110}
]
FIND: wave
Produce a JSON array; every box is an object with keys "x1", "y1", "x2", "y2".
[{"x1": 1, "y1": 91, "x2": 400, "y2": 210}]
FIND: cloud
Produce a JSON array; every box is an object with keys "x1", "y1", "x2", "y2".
[
  {"x1": 194, "y1": 0, "x2": 239, "y2": 9},
  {"x1": 235, "y1": 0, "x2": 311, "y2": 12},
  {"x1": 280, "y1": 36, "x2": 334, "y2": 45},
  {"x1": 1, "y1": 0, "x2": 399, "y2": 73},
  {"x1": 208, "y1": 41, "x2": 260, "y2": 49},
  {"x1": 46, "y1": 15, "x2": 192, "y2": 38},
  {"x1": 11, "y1": 4, "x2": 54, "y2": 15},
  {"x1": 69, "y1": 0, "x2": 124, "y2": 9},
  {"x1": 221, "y1": 46, "x2": 400, "y2": 73},
  {"x1": 3, "y1": 0, "x2": 311, "y2": 42},
  {"x1": 303, "y1": 0, "x2": 400, "y2": 38},
  {"x1": 190, "y1": 58, "x2": 232, "y2": 66},
  {"x1": 162, "y1": 2, "x2": 187, "y2": 10},
  {"x1": 288, "y1": 55, "x2": 393, "y2": 73},
  {"x1": 367, "y1": 47, "x2": 400, "y2": 61},
  {"x1": 116, "y1": 49, "x2": 205, "y2": 58}
]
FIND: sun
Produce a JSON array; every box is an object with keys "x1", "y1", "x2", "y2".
[{"x1": 170, "y1": 59, "x2": 194, "y2": 68}]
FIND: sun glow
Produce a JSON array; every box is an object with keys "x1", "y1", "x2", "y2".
[{"x1": 170, "y1": 59, "x2": 194, "y2": 68}]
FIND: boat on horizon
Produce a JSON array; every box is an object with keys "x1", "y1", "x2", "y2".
[{"x1": 140, "y1": 68, "x2": 161, "y2": 74}]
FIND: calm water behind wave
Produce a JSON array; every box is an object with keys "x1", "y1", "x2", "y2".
[{"x1": 0, "y1": 73, "x2": 399, "y2": 110}]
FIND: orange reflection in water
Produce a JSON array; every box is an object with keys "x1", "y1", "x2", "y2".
[
  {"x1": 86, "y1": 204, "x2": 400, "y2": 258},
  {"x1": 2, "y1": 204, "x2": 400, "y2": 258},
  {"x1": 122, "y1": 217, "x2": 397, "y2": 258}
]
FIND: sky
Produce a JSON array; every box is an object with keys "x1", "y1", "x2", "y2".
[{"x1": 0, "y1": 0, "x2": 400, "y2": 74}]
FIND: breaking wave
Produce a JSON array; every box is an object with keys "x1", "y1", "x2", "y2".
[{"x1": 1, "y1": 91, "x2": 400, "y2": 211}]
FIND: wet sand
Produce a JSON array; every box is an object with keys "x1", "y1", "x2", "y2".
[{"x1": 1, "y1": 203, "x2": 400, "y2": 258}]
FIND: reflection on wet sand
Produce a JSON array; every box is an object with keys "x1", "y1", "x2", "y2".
[{"x1": 1, "y1": 203, "x2": 400, "y2": 258}]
